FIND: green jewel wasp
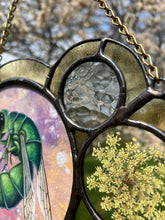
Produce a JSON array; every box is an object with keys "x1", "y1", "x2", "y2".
[{"x1": 0, "y1": 109, "x2": 52, "y2": 220}]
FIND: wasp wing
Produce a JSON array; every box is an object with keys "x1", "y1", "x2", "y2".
[
  {"x1": 20, "y1": 133, "x2": 35, "y2": 220},
  {"x1": 37, "y1": 157, "x2": 52, "y2": 220}
]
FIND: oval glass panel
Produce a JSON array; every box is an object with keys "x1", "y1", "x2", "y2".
[
  {"x1": 84, "y1": 126, "x2": 165, "y2": 219},
  {"x1": 0, "y1": 87, "x2": 73, "y2": 220},
  {"x1": 63, "y1": 61, "x2": 120, "y2": 127}
]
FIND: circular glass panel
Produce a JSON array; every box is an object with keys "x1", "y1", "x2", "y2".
[
  {"x1": 64, "y1": 61, "x2": 120, "y2": 127},
  {"x1": 84, "y1": 126, "x2": 165, "y2": 219}
]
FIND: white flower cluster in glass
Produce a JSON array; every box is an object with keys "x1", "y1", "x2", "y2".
[{"x1": 87, "y1": 132, "x2": 165, "y2": 220}]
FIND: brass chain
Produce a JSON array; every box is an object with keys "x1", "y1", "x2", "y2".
[
  {"x1": 0, "y1": 0, "x2": 19, "y2": 64},
  {"x1": 94, "y1": 0, "x2": 159, "y2": 82}
]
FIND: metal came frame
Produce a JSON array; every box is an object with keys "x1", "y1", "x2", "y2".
[{"x1": 0, "y1": 38, "x2": 165, "y2": 219}]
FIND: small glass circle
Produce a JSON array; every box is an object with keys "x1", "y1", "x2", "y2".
[{"x1": 63, "y1": 61, "x2": 120, "y2": 127}]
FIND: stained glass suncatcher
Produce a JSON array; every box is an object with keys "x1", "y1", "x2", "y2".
[{"x1": 0, "y1": 38, "x2": 165, "y2": 219}]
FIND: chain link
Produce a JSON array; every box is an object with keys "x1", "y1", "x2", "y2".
[
  {"x1": 94, "y1": 0, "x2": 159, "y2": 82},
  {"x1": 0, "y1": 0, "x2": 19, "y2": 64}
]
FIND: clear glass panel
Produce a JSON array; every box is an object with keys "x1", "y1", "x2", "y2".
[
  {"x1": 103, "y1": 42, "x2": 146, "y2": 104},
  {"x1": 50, "y1": 41, "x2": 100, "y2": 97},
  {"x1": 131, "y1": 99, "x2": 165, "y2": 131},
  {"x1": 75, "y1": 130, "x2": 88, "y2": 149},
  {"x1": 0, "y1": 59, "x2": 49, "y2": 85},
  {"x1": 64, "y1": 62, "x2": 120, "y2": 127}
]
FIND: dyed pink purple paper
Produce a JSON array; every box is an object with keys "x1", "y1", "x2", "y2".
[{"x1": 0, "y1": 87, "x2": 73, "y2": 220}]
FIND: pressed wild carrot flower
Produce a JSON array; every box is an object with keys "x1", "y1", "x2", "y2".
[{"x1": 87, "y1": 132, "x2": 165, "y2": 219}]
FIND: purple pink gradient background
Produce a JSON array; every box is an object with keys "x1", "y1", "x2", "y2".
[{"x1": 0, "y1": 87, "x2": 73, "y2": 220}]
